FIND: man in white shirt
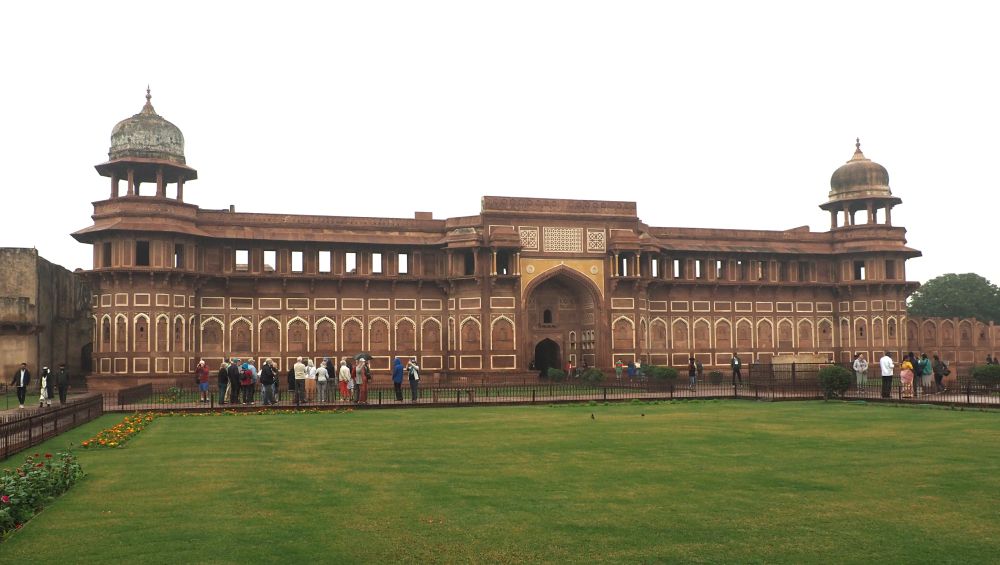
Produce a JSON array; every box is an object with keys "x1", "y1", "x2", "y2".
[{"x1": 879, "y1": 352, "x2": 894, "y2": 399}]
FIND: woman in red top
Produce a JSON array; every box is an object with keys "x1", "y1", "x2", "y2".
[{"x1": 195, "y1": 359, "x2": 211, "y2": 403}]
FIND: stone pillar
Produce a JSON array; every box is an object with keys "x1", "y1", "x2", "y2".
[
  {"x1": 491, "y1": 250, "x2": 497, "y2": 276},
  {"x1": 156, "y1": 166, "x2": 165, "y2": 197},
  {"x1": 885, "y1": 205, "x2": 892, "y2": 226},
  {"x1": 126, "y1": 168, "x2": 135, "y2": 196},
  {"x1": 111, "y1": 173, "x2": 119, "y2": 199},
  {"x1": 866, "y1": 202, "x2": 875, "y2": 224},
  {"x1": 177, "y1": 176, "x2": 185, "y2": 202},
  {"x1": 830, "y1": 210, "x2": 837, "y2": 229},
  {"x1": 514, "y1": 252, "x2": 520, "y2": 275},
  {"x1": 614, "y1": 253, "x2": 620, "y2": 277}
]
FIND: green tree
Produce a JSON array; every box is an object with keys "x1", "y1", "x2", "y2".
[{"x1": 907, "y1": 274, "x2": 1000, "y2": 323}]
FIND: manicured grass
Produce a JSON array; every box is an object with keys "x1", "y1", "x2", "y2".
[{"x1": 3, "y1": 401, "x2": 999, "y2": 563}]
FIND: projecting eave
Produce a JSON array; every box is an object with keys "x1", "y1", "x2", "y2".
[{"x1": 72, "y1": 217, "x2": 212, "y2": 242}]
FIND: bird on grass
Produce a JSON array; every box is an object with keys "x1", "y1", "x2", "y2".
[
  {"x1": 641, "y1": 413, "x2": 645, "y2": 417},
  {"x1": 591, "y1": 413, "x2": 595, "y2": 420}
]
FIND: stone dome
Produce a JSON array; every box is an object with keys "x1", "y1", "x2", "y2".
[
  {"x1": 828, "y1": 139, "x2": 890, "y2": 202},
  {"x1": 108, "y1": 88, "x2": 186, "y2": 164}
]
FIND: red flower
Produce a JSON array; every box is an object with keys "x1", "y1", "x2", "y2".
[
  {"x1": 1, "y1": 495, "x2": 10, "y2": 504},
  {"x1": 44, "y1": 453, "x2": 52, "y2": 458}
]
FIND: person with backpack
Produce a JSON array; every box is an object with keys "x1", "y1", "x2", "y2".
[
  {"x1": 392, "y1": 358, "x2": 405, "y2": 401},
  {"x1": 195, "y1": 360, "x2": 210, "y2": 403},
  {"x1": 260, "y1": 358, "x2": 277, "y2": 406},
  {"x1": 919, "y1": 353, "x2": 933, "y2": 396},
  {"x1": 286, "y1": 364, "x2": 296, "y2": 404},
  {"x1": 240, "y1": 360, "x2": 255, "y2": 405},
  {"x1": 932, "y1": 355, "x2": 949, "y2": 393},
  {"x1": 227, "y1": 358, "x2": 242, "y2": 404},
  {"x1": 687, "y1": 357, "x2": 697, "y2": 391}
]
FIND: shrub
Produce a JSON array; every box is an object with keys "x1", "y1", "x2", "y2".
[
  {"x1": 546, "y1": 368, "x2": 567, "y2": 382},
  {"x1": 0, "y1": 451, "x2": 85, "y2": 538},
  {"x1": 580, "y1": 368, "x2": 605, "y2": 383},
  {"x1": 708, "y1": 370, "x2": 724, "y2": 384},
  {"x1": 971, "y1": 364, "x2": 1000, "y2": 386},
  {"x1": 818, "y1": 365, "x2": 852, "y2": 399},
  {"x1": 648, "y1": 366, "x2": 679, "y2": 381}
]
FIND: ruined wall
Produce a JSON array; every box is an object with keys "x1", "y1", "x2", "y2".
[{"x1": 0, "y1": 249, "x2": 92, "y2": 379}]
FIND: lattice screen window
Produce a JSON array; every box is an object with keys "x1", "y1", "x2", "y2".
[
  {"x1": 519, "y1": 228, "x2": 539, "y2": 251},
  {"x1": 543, "y1": 227, "x2": 583, "y2": 253},
  {"x1": 587, "y1": 229, "x2": 606, "y2": 252}
]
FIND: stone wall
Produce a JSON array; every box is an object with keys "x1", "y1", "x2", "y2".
[{"x1": 0, "y1": 248, "x2": 92, "y2": 380}]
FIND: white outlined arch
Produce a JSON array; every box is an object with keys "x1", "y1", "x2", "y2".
[
  {"x1": 796, "y1": 318, "x2": 815, "y2": 350},
  {"x1": 614, "y1": 315, "x2": 637, "y2": 351},
  {"x1": 885, "y1": 316, "x2": 898, "y2": 344},
  {"x1": 200, "y1": 316, "x2": 224, "y2": 354},
  {"x1": 670, "y1": 317, "x2": 690, "y2": 350},
  {"x1": 368, "y1": 316, "x2": 391, "y2": 351},
  {"x1": 650, "y1": 317, "x2": 668, "y2": 350},
  {"x1": 854, "y1": 317, "x2": 869, "y2": 347},
  {"x1": 490, "y1": 315, "x2": 516, "y2": 350},
  {"x1": 958, "y1": 319, "x2": 973, "y2": 346},
  {"x1": 155, "y1": 313, "x2": 171, "y2": 353},
  {"x1": 173, "y1": 315, "x2": 186, "y2": 353},
  {"x1": 420, "y1": 317, "x2": 442, "y2": 351},
  {"x1": 639, "y1": 317, "x2": 648, "y2": 350},
  {"x1": 817, "y1": 318, "x2": 834, "y2": 348},
  {"x1": 459, "y1": 316, "x2": 482, "y2": 351},
  {"x1": 285, "y1": 315, "x2": 310, "y2": 352},
  {"x1": 840, "y1": 317, "x2": 852, "y2": 349},
  {"x1": 736, "y1": 317, "x2": 754, "y2": 349},
  {"x1": 188, "y1": 315, "x2": 196, "y2": 353},
  {"x1": 114, "y1": 313, "x2": 129, "y2": 353},
  {"x1": 341, "y1": 316, "x2": 364, "y2": 352},
  {"x1": 133, "y1": 313, "x2": 150, "y2": 353},
  {"x1": 756, "y1": 318, "x2": 774, "y2": 350},
  {"x1": 230, "y1": 316, "x2": 253, "y2": 352},
  {"x1": 101, "y1": 314, "x2": 112, "y2": 353},
  {"x1": 314, "y1": 316, "x2": 337, "y2": 352},
  {"x1": 692, "y1": 316, "x2": 712, "y2": 349},
  {"x1": 871, "y1": 316, "x2": 884, "y2": 346},
  {"x1": 394, "y1": 316, "x2": 417, "y2": 351},
  {"x1": 258, "y1": 316, "x2": 282, "y2": 352},
  {"x1": 714, "y1": 318, "x2": 733, "y2": 350},
  {"x1": 776, "y1": 317, "x2": 794, "y2": 348}
]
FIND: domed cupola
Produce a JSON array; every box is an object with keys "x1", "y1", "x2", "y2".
[
  {"x1": 108, "y1": 88, "x2": 187, "y2": 164},
  {"x1": 820, "y1": 139, "x2": 901, "y2": 229},
  {"x1": 95, "y1": 88, "x2": 198, "y2": 201}
]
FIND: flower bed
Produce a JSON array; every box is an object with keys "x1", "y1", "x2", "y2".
[
  {"x1": 81, "y1": 414, "x2": 157, "y2": 449},
  {"x1": 0, "y1": 452, "x2": 85, "y2": 538}
]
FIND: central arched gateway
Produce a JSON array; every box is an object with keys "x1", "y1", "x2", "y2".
[{"x1": 522, "y1": 267, "x2": 606, "y2": 370}]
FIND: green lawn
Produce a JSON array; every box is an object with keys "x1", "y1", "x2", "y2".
[{"x1": 3, "y1": 401, "x2": 999, "y2": 563}]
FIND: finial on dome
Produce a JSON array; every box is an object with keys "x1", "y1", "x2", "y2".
[
  {"x1": 142, "y1": 85, "x2": 156, "y2": 114},
  {"x1": 856, "y1": 137, "x2": 860, "y2": 150},
  {"x1": 851, "y1": 137, "x2": 865, "y2": 161}
]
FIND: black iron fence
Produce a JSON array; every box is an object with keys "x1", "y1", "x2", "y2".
[
  {"x1": 0, "y1": 394, "x2": 104, "y2": 461},
  {"x1": 99, "y1": 363, "x2": 1000, "y2": 412}
]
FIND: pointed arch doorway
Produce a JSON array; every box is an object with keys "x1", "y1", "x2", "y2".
[
  {"x1": 534, "y1": 338, "x2": 560, "y2": 377},
  {"x1": 523, "y1": 266, "x2": 605, "y2": 371}
]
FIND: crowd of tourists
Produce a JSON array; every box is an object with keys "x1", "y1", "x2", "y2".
[
  {"x1": 868, "y1": 351, "x2": 956, "y2": 399},
  {"x1": 197, "y1": 355, "x2": 422, "y2": 406}
]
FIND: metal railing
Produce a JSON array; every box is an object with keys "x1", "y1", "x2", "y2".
[
  {"x1": 98, "y1": 365, "x2": 1000, "y2": 412},
  {"x1": 0, "y1": 394, "x2": 104, "y2": 461}
]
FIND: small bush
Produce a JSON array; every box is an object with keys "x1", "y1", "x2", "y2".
[
  {"x1": 648, "y1": 366, "x2": 679, "y2": 381},
  {"x1": 818, "y1": 365, "x2": 852, "y2": 399},
  {"x1": 708, "y1": 370, "x2": 724, "y2": 384},
  {"x1": 580, "y1": 368, "x2": 605, "y2": 383},
  {"x1": 546, "y1": 368, "x2": 566, "y2": 382},
  {"x1": 971, "y1": 364, "x2": 1000, "y2": 386}
]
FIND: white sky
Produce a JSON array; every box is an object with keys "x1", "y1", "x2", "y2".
[{"x1": 2, "y1": 1, "x2": 996, "y2": 286}]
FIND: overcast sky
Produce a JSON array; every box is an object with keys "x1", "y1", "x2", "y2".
[{"x1": 3, "y1": 1, "x2": 996, "y2": 286}]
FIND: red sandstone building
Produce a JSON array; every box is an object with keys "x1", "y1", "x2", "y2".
[{"x1": 74, "y1": 92, "x2": 951, "y2": 383}]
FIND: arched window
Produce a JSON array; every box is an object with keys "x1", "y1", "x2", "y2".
[{"x1": 543, "y1": 309, "x2": 553, "y2": 324}]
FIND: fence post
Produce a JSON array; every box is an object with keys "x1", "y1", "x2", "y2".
[
  {"x1": 532, "y1": 389, "x2": 536, "y2": 404},
  {"x1": 791, "y1": 363, "x2": 797, "y2": 386},
  {"x1": 603, "y1": 387, "x2": 607, "y2": 402}
]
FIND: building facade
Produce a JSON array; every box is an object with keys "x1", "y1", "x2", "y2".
[{"x1": 75, "y1": 92, "x2": 951, "y2": 384}]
